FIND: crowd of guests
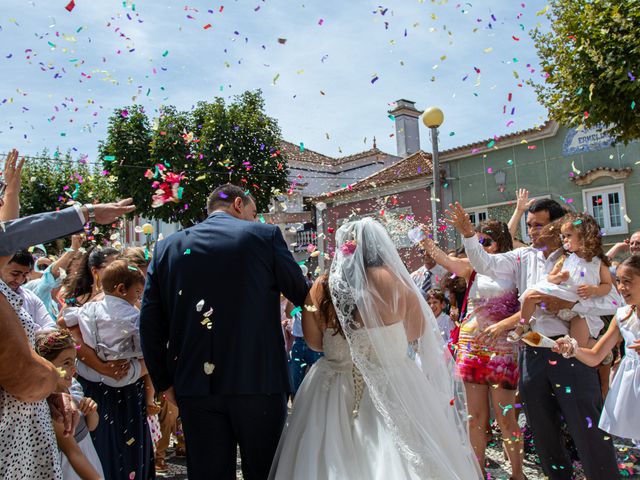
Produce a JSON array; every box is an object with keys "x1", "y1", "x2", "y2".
[
  {"x1": 410, "y1": 190, "x2": 640, "y2": 480},
  {"x1": 1, "y1": 142, "x2": 640, "y2": 480}
]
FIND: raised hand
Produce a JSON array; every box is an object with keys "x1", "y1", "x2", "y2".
[
  {"x1": 2, "y1": 149, "x2": 25, "y2": 194},
  {"x1": 515, "y1": 188, "x2": 533, "y2": 213},
  {"x1": 70, "y1": 233, "x2": 84, "y2": 251},
  {"x1": 91, "y1": 198, "x2": 136, "y2": 224},
  {"x1": 444, "y1": 202, "x2": 475, "y2": 238}
]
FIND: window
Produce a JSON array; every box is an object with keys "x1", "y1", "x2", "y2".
[
  {"x1": 583, "y1": 184, "x2": 628, "y2": 235},
  {"x1": 467, "y1": 209, "x2": 488, "y2": 227}
]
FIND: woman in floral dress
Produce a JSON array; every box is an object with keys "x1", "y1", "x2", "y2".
[{"x1": 420, "y1": 219, "x2": 524, "y2": 480}]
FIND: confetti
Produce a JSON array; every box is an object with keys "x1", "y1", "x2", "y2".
[
  {"x1": 65, "y1": 0, "x2": 76, "y2": 12},
  {"x1": 571, "y1": 161, "x2": 581, "y2": 175},
  {"x1": 536, "y1": 5, "x2": 550, "y2": 16},
  {"x1": 126, "y1": 437, "x2": 135, "y2": 446},
  {"x1": 184, "y1": 248, "x2": 191, "y2": 255},
  {"x1": 196, "y1": 299, "x2": 205, "y2": 312},
  {"x1": 203, "y1": 362, "x2": 215, "y2": 375},
  {"x1": 586, "y1": 416, "x2": 593, "y2": 428}
]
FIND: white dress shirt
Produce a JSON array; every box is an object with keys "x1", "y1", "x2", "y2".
[
  {"x1": 462, "y1": 235, "x2": 624, "y2": 337},
  {"x1": 18, "y1": 286, "x2": 57, "y2": 332},
  {"x1": 63, "y1": 295, "x2": 142, "y2": 361},
  {"x1": 435, "y1": 312, "x2": 454, "y2": 342}
]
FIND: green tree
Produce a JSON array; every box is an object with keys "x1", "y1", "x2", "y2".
[
  {"x1": 531, "y1": 0, "x2": 640, "y2": 142},
  {"x1": 19, "y1": 149, "x2": 118, "y2": 246},
  {"x1": 100, "y1": 90, "x2": 290, "y2": 227}
]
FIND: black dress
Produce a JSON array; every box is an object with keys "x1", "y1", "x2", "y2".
[{"x1": 78, "y1": 376, "x2": 155, "y2": 480}]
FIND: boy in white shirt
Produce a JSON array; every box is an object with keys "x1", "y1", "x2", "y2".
[{"x1": 426, "y1": 289, "x2": 455, "y2": 342}]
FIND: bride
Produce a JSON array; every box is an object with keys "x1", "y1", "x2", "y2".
[{"x1": 269, "y1": 218, "x2": 481, "y2": 479}]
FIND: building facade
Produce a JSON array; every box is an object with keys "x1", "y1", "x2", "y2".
[{"x1": 313, "y1": 113, "x2": 639, "y2": 273}]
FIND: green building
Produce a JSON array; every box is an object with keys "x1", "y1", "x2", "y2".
[{"x1": 441, "y1": 121, "x2": 639, "y2": 246}]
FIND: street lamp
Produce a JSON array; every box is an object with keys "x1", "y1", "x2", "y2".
[
  {"x1": 422, "y1": 107, "x2": 444, "y2": 243},
  {"x1": 315, "y1": 202, "x2": 327, "y2": 274}
]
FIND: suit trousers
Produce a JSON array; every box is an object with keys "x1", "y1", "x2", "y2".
[
  {"x1": 519, "y1": 345, "x2": 619, "y2": 480},
  {"x1": 178, "y1": 393, "x2": 287, "y2": 480}
]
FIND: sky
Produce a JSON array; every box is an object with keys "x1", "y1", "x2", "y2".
[{"x1": 0, "y1": 0, "x2": 552, "y2": 163}]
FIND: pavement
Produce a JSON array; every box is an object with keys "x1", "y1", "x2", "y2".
[{"x1": 158, "y1": 436, "x2": 640, "y2": 479}]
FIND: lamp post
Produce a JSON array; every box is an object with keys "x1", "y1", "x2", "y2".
[
  {"x1": 315, "y1": 201, "x2": 327, "y2": 273},
  {"x1": 422, "y1": 107, "x2": 444, "y2": 243}
]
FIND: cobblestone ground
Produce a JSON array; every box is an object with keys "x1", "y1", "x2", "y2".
[{"x1": 159, "y1": 436, "x2": 640, "y2": 480}]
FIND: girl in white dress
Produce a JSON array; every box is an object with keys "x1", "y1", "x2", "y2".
[
  {"x1": 269, "y1": 218, "x2": 481, "y2": 480},
  {"x1": 554, "y1": 255, "x2": 640, "y2": 439},
  {"x1": 515, "y1": 213, "x2": 616, "y2": 347},
  {"x1": 35, "y1": 329, "x2": 104, "y2": 480}
]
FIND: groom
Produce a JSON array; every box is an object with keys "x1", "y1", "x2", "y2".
[{"x1": 140, "y1": 184, "x2": 309, "y2": 480}]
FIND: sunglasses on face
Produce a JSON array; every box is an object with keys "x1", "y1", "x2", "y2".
[{"x1": 478, "y1": 237, "x2": 494, "y2": 247}]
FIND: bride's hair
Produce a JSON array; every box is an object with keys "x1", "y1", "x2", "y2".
[{"x1": 316, "y1": 273, "x2": 344, "y2": 337}]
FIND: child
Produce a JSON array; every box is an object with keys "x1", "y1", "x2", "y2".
[
  {"x1": 35, "y1": 329, "x2": 105, "y2": 480},
  {"x1": 426, "y1": 288, "x2": 455, "y2": 342},
  {"x1": 512, "y1": 213, "x2": 615, "y2": 347},
  {"x1": 61, "y1": 260, "x2": 156, "y2": 413},
  {"x1": 554, "y1": 255, "x2": 640, "y2": 440}
]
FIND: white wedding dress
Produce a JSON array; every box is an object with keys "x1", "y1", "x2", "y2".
[{"x1": 270, "y1": 216, "x2": 481, "y2": 480}]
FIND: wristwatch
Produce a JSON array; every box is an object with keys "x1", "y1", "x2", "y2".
[{"x1": 84, "y1": 203, "x2": 96, "y2": 223}]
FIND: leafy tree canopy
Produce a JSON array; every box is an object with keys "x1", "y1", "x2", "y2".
[
  {"x1": 531, "y1": 0, "x2": 640, "y2": 142},
  {"x1": 99, "y1": 90, "x2": 291, "y2": 227},
  {"x1": 19, "y1": 148, "x2": 118, "y2": 247}
]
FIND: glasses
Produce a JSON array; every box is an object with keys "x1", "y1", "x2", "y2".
[{"x1": 478, "y1": 237, "x2": 494, "y2": 247}]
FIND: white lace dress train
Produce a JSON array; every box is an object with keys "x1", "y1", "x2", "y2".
[{"x1": 269, "y1": 324, "x2": 480, "y2": 479}]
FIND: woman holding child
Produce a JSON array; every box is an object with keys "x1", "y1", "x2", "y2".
[
  {"x1": 60, "y1": 250, "x2": 155, "y2": 479},
  {"x1": 419, "y1": 219, "x2": 525, "y2": 480}
]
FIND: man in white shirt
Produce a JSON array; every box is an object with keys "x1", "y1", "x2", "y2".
[
  {"x1": 449, "y1": 199, "x2": 619, "y2": 480},
  {"x1": 0, "y1": 250, "x2": 57, "y2": 332},
  {"x1": 411, "y1": 248, "x2": 448, "y2": 298}
]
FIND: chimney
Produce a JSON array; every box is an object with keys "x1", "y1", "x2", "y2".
[{"x1": 388, "y1": 99, "x2": 421, "y2": 157}]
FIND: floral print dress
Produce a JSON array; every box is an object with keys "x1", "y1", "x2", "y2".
[{"x1": 455, "y1": 274, "x2": 521, "y2": 389}]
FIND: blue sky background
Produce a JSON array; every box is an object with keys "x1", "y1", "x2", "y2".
[{"x1": 0, "y1": 0, "x2": 551, "y2": 162}]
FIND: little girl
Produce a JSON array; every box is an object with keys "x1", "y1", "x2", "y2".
[
  {"x1": 512, "y1": 213, "x2": 616, "y2": 347},
  {"x1": 35, "y1": 329, "x2": 105, "y2": 480},
  {"x1": 554, "y1": 255, "x2": 640, "y2": 440}
]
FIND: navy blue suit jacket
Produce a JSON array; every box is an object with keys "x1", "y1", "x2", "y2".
[{"x1": 139, "y1": 212, "x2": 309, "y2": 396}]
